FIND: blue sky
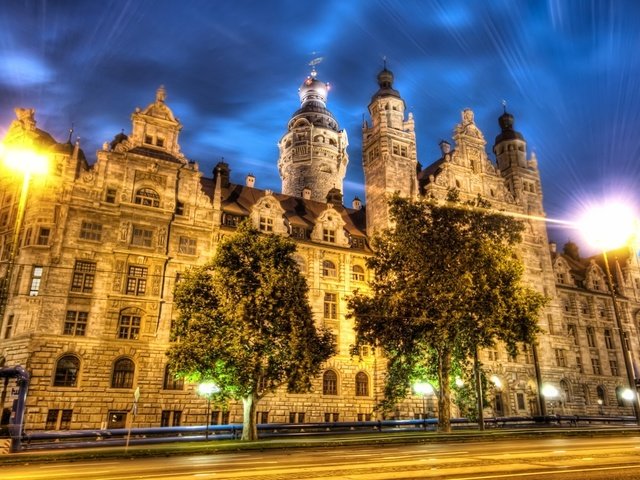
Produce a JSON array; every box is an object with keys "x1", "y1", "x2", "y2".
[{"x1": 1, "y1": 0, "x2": 639, "y2": 252}]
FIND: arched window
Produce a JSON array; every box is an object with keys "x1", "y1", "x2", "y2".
[
  {"x1": 112, "y1": 358, "x2": 135, "y2": 389},
  {"x1": 323, "y1": 370, "x2": 338, "y2": 395},
  {"x1": 560, "y1": 379, "x2": 571, "y2": 403},
  {"x1": 53, "y1": 355, "x2": 80, "y2": 387},
  {"x1": 163, "y1": 364, "x2": 184, "y2": 390},
  {"x1": 134, "y1": 188, "x2": 160, "y2": 207},
  {"x1": 355, "y1": 372, "x2": 369, "y2": 397},
  {"x1": 351, "y1": 265, "x2": 365, "y2": 282},
  {"x1": 596, "y1": 385, "x2": 607, "y2": 405},
  {"x1": 582, "y1": 384, "x2": 590, "y2": 405},
  {"x1": 322, "y1": 260, "x2": 337, "y2": 278}
]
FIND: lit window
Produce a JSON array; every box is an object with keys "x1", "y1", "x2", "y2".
[
  {"x1": 322, "y1": 260, "x2": 337, "y2": 277},
  {"x1": 29, "y1": 266, "x2": 43, "y2": 296},
  {"x1": 53, "y1": 355, "x2": 80, "y2": 387},
  {"x1": 178, "y1": 236, "x2": 197, "y2": 255},
  {"x1": 355, "y1": 372, "x2": 369, "y2": 397},
  {"x1": 111, "y1": 358, "x2": 135, "y2": 389},
  {"x1": 324, "y1": 292, "x2": 338, "y2": 320},
  {"x1": 596, "y1": 385, "x2": 606, "y2": 404},
  {"x1": 131, "y1": 227, "x2": 153, "y2": 247},
  {"x1": 107, "y1": 411, "x2": 127, "y2": 429},
  {"x1": 71, "y1": 260, "x2": 96, "y2": 293},
  {"x1": 134, "y1": 188, "x2": 160, "y2": 208},
  {"x1": 36, "y1": 227, "x2": 50, "y2": 246},
  {"x1": 64, "y1": 311, "x2": 88, "y2": 336},
  {"x1": 79, "y1": 221, "x2": 103, "y2": 241},
  {"x1": 118, "y1": 313, "x2": 141, "y2": 339},
  {"x1": 351, "y1": 265, "x2": 365, "y2": 281},
  {"x1": 322, "y1": 229, "x2": 336, "y2": 243},
  {"x1": 125, "y1": 266, "x2": 147, "y2": 295},
  {"x1": 322, "y1": 370, "x2": 338, "y2": 395}
]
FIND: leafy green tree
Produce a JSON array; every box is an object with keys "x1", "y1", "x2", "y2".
[
  {"x1": 348, "y1": 193, "x2": 546, "y2": 432},
  {"x1": 167, "y1": 222, "x2": 336, "y2": 441}
]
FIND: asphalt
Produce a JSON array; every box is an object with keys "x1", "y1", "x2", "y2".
[{"x1": 2, "y1": 426, "x2": 640, "y2": 466}]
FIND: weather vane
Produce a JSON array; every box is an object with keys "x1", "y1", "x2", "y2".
[
  {"x1": 502, "y1": 99, "x2": 507, "y2": 113},
  {"x1": 309, "y1": 53, "x2": 323, "y2": 77}
]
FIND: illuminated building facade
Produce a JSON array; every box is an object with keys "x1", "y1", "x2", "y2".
[{"x1": 1, "y1": 68, "x2": 640, "y2": 431}]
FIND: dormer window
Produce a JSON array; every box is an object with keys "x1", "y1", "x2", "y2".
[
  {"x1": 135, "y1": 188, "x2": 160, "y2": 208},
  {"x1": 144, "y1": 135, "x2": 153, "y2": 145},
  {"x1": 323, "y1": 229, "x2": 335, "y2": 243},
  {"x1": 259, "y1": 217, "x2": 273, "y2": 232},
  {"x1": 156, "y1": 137, "x2": 164, "y2": 148}
]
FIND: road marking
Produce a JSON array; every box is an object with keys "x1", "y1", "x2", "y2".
[
  {"x1": 453, "y1": 464, "x2": 640, "y2": 479},
  {"x1": 39, "y1": 462, "x2": 120, "y2": 468}
]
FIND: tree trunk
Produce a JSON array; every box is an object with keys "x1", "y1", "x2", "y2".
[
  {"x1": 474, "y1": 347, "x2": 485, "y2": 431},
  {"x1": 241, "y1": 392, "x2": 259, "y2": 441},
  {"x1": 437, "y1": 349, "x2": 452, "y2": 433}
]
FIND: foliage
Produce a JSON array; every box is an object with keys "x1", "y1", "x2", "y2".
[
  {"x1": 167, "y1": 221, "x2": 336, "y2": 440},
  {"x1": 348, "y1": 192, "x2": 546, "y2": 432}
]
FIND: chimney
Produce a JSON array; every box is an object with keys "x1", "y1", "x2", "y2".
[
  {"x1": 352, "y1": 197, "x2": 362, "y2": 210},
  {"x1": 326, "y1": 188, "x2": 343, "y2": 206},
  {"x1": 245, "y1": 173, "x2": 255, "y2": 188},
  {"x1": 549, "y1": 241, "x2": 557, "y2": 253},
  {"x1": 302, "y1": 187, "x2": 312, "y2": 200}
]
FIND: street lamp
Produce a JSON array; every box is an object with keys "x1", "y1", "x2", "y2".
[
  {"x1": 541, "y1": 384, "x2": 559, "y2": 415},
  {"x1": 579, "y1": 203, "x2": 640, "y2": 426},
  {"x1": 0, "y1": 144, "x2": 48, "y2": 319},
  {"x1": 414, "y1": 381, "x2": 435, "y2": 429},
  {"x1": 197, "y1": 381, "x2": 219, "y2": 440}
]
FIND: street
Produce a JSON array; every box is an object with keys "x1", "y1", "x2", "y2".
[{"x1": 3, "y1": 434, "x2": 640, "y2": 479}]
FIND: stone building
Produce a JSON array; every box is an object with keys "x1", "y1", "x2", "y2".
[{"x1": 1, "y1": 66, "x2": 639, "y2": 431}]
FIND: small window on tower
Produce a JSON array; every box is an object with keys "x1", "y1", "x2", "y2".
[{"x1": 144, "y1": 135, "x2": 153, "y2": 145}]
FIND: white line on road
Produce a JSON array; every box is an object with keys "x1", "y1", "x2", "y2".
[{"x1": 454, "y1": 464, "x2": 640, "y2": 479}]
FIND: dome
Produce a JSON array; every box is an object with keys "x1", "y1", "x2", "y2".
[
  {"x1": 110, "y1": 131, "x2": 129, "y2": 150},
  {"x1": 298, "y1": 70, "x2": 329, "y2": 107},
  {"x1": 290, "y1": 68, "x2": 339, "y2": 131},
  {"x1": 371, "y1": 66, "x2": 401, "y2": 101},
  {"x1": 495, "y1": 109, "x2": 524, "y2": 144}
]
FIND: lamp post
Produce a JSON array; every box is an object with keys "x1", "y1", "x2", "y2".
[
  {"x1": 414, "y1": 381, "x2": 435, "y2": 430},
  {"x1": 579, "y1": 203, "x2": 640, "y2": 425},
  {"x1": 197, "y1": 381, "x2": 219, "y2": 440},
  {"x1": 0, "y1": 144, "x2": 48, "y2": 320}
]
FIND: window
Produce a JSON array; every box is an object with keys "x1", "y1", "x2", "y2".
[
  {"x1": 125, "y1": 266, "x2": 147, "y2": 296},
  {"x1": 29, "y1": 266, "x2": 43, "y2": 296},
  {"x1": 53, "y1": 355, "x2": 80, "y2": 387},
  {"x1": 357, "y1": 413, "x2": 372, "y2": 422},
  {"x1": 71, "y1": 260, "x2": 96, "y2": 293},
  {"x1": 178, "y1": 236, "x2": 196, "y2": 255},
  {"x1": 45, "y1": 409, "x2": 73, "y2": 430},
  {"x1": 111, "y1": 358, "x2": 135, "y2": 389},
  {"x1": 604, "y1": 329, "x2": 614, "y2": 349},
  {"x1": 522, "y1": 345, "x2": 533, "y2": 364},
  {"x1": 576, "y1": 355, "x2": 583, "y2": 373},
  {"x1": 36, "y1": 227, "x2": 50, "y2": 245},
  {"x1": 324, "y1": 292, "x2": 338, "y2": 320},
  {"x1": 555, "y1": 349, "x2": 566, "y2": 367},
  {"x1": 105, "y1": 188, "x2": 117, "y2": 203},
  {"x1": 322, "y1": 260, "x2": 337, "y2": 278},
  {"x1": 23, "y1": 228, "x2": 32, "y2": 246},
  {"x1": 134, "y1": 188, "x2": 160, "y2": 207},
  {"x1": 210, "y1": 411, "x2": 230, "y2": 425},
  {"x1": 596, "y1": 385, "x2": 606, "y2": 405},
  {"x1": 107, "y1": 411, "x2": 127, "y2": 429},
  {"x1": 289, "y1": 412, "x2": 305, "y2": 424},
  {"x1": 163, "y1": 365, "x2": 184, "y2": 390},
  {"x1": 256, "y1": 411, "x2": 269, "y2": 424},
  {"x1": 355, "y1": 372, "x2": 369, "y2": 397},
  {"x1": 580, "y1": 301, "x2": 589, "y2": 315},
  {"x1": 591, "y1": 357, "x2": 602, "y2": 375},
  {"x1": 623, "y1": 331, "x2": 631, "y2": 350},
  {"x1": 144, "y1": 135, "x2": 153, "y2": 144},
  {"x1": 175, "y1": 201, "x2": 185, "y2": 216},
  {"x1": 3, "y1": 315, "x2": 13, "y2": 339},
  {"x1": 586, "y1": 326, "x2": 596, "y2": 348},
  {"x1": 610, "y1": 360, "x2": 619, "y2": 376},
  {"x1": 223, "y1": 214, "x2": 244, "y2": 227},
  {"x1": 323, "y1": 370, "x2": 338, "y2": 395},
  {"x1": 351, "y1": 236, "x2": 365, "y2": 249},
  {"x1": 567, "y1": 324, "x2": 578, "y2": 345},
  {"x1": 131, "y1": 227, "x2": 153, "y2": 247},
  {"x1": 560, "y1": 380, "x2": 571, "y2": 402},
  {"x1": 156, "y1": 137, "x2": 164, "y2": 148},
  {"x1": 64, "y1": 311, "x2": 88, "y2": 336},
  {"x1": 291, "y1": 225, "x2": 309, "y2": 240},
  {"x1": 259, "y1": 216, "x2": 273, "y2": 232},
  {"x1": 324, "y1": 412, "x2": 339, "y2": 423},
  {"x1": 351, "y1": 265, "x2": 365, "y2": 282},
  {"x1": 516, "y1": 393, "x2": 526, "y2": 410},
  {"x1": 79, "y1": 221, "x2": 103, "y2": 241},
  {"x1": 487, "y1": 349, "x2": 499, "y2": 362},
  {"x1": 322, "y1": 229, "x2": 335, "y2": 243},
  {"x1": 160, "y1": 410, "x2": 182, "y2": 427},
  {"x1": 118, "y1": 313, "x2": 141, "y2": 340},
  {"x1": 556, "y1": 272, "x2": 565, "y2": 284}
]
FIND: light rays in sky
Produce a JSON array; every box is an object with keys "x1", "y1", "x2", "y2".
[{"x1": 0, "y1": 1, "x2": 639, "y2": 252}]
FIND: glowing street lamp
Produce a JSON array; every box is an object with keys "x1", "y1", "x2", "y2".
[
  {"x1": 414, "y1": 381, "x2": 435, "y2": 429},
  {"x1": 0, "y1": 143, "x2": 49, "y2": 319},
  {"x1": 578, "y1": 202, "x2": 640, "y2": 425},
  {"x1": 197, "y1": 381, "x2": 220, "y2": 440},
  {"x1": 541, "y1": 384, "x2": 559, "y2": 415}
]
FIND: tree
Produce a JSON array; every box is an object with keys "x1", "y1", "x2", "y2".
[
  {"x1": 348, "y1": 193, "x2": 546, "y2": 432},
  {"x1": 167, "y1": 222, "x2": 336, "y2": 441}
]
